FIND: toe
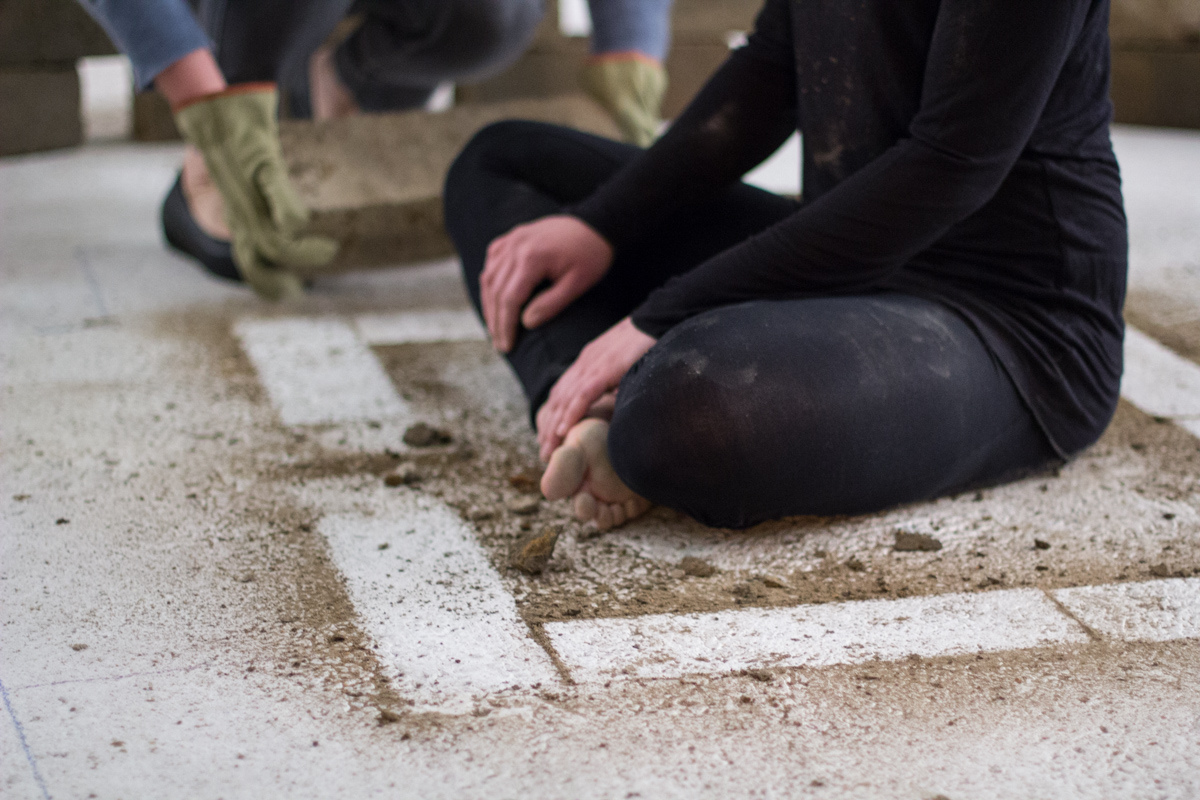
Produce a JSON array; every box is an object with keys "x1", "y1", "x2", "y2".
[
  {"x1": 573, "y1": 492, "x2": 597, "y2": 521},
  {"x1": 542, "y1": 444, "x2": 587, "y2": 501},
  {"x1": 594, "y1": 503, "x2": 615, "y2": 530}
]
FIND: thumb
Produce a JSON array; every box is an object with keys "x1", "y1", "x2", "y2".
[
  {"x1": 255, "y1": 161, "x2": 309, "y2": 233},
  {"x1": 522, "y1": 276, "x2": 585, "y2": 329}
]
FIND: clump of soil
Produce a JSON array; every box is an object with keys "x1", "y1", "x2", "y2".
[
  {"x1": 403, "y1": 422, "x2": 452, "y2": 447},
  {"x1": 508, "y1": 469, "x2": 542, "y2": 494},
  {"x1": 511, "y1": 528, "x2": 560, "y2": 575},
  {"x1": 679, "y1": 556, "x2": 716, "y2": 577},
  {"x1": 893, "y1": 531, "x2": 943, "y2": 552},
  {"x1": 383, "y1": 463, "x2": 421, "y2": 486}
]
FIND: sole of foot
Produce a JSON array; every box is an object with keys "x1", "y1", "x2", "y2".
[{"x1": 541, "y1": 418, "x2": 650, "y2": 531}]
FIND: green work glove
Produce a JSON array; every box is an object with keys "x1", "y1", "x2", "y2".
[
  {"x1": 580, "y1": 57, "x2": 667, "y2": 148},
  {"x1": 174, "y1": 85, "x2": 338, "y2": 300}
]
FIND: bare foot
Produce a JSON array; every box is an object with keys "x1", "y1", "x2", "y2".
[
  {"x1": 181, "y1": 145, "x2": 230, "y2": 240},
  {"x1": 541, "y1": 418, "x2": 650, "y2": 530}
]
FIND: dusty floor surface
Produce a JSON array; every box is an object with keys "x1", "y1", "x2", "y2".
[{"x1": 2, "y1": 127, "x2": 1199, "y2": 799}]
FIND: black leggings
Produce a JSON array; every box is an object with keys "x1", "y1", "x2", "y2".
[{"x1": 444, "y1": 121, "x2": 1058, "y2": 528}]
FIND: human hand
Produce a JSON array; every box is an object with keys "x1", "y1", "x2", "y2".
[
  {"x1": 480, "y1": 215, "x2": 613, "y2": 352},
  {"x1": 174, "y1": 85, "x2": 338, "y2": 300},
  {"x1": 536, "y1": 317, "x2": 656, "y2": 461}
]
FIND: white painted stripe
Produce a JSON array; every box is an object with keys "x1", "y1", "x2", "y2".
[
  {"x1": 355, "y1": 308, "x2": 486, "y2": 346},
  {"x1": 235, "y1": 317, "x2": 408, "y2": 426},
  {"x1": 1054, "y1": 577, "x2": 1200, "y2": 643},
  {"x1": 319, "y1": 500, "x2": 559, "y2": 710},
  {"x1": 546, "y1": 588, "x2": 1089, "y2": 683},
  {"x1": 1121, "y1": 326, "x2": 1200, "y2": 419}
]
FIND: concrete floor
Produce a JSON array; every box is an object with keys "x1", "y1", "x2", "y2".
[{"x1": 2, "y1": 126, "x2": 1199, "y2": 799}]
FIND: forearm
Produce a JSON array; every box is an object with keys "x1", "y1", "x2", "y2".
[
  {"x1": 629, "y1": 137, "x2": 1015, "y2": 335},
  {"x1": 628, "y1": 0, "x2": 1094, "y2": 337},
  {"x1": 572, "y1": 48, "x2": 796, "y2": 250}
]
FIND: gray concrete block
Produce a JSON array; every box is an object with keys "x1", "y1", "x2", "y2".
[
  {"x1": 1110, "y1": 0, "x2": 1200, "y2": 48},
  {"x1": 1112, "y1": 47, "x2": 1200, "y2": 130},
  {"x1": 0, "y1": 0, "x2": 116, "y2": 65},
  {"x1": 132, "y1": 91, "x2": 181, "y2": 142},
  {"x1": 280, "y1": 95, "x2": 620, "y2": 272},
  {"x1": 0, "y1": 66, "x2": 82, "y2": 156}
]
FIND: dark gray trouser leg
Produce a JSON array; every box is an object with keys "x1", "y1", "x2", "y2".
[
  {"x1": 337, "y1": 0, "x2": 545, "y2": 112},
  {"x1": 196, "y1": 0, "x2": 544, "y2": 116}
]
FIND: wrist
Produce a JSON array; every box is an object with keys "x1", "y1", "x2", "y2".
[{"x1": 155, "y1": 49, "x2": 227, "y2": 111}]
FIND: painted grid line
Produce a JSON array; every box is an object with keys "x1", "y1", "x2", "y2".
[
  {"x1": 1, "y1": 676, "x2": 52, "y2": 800},
  {"x1": 1122, "y1": 326, "x2": 1200, "y2": 438},
  {"x1": 318, "y1": 498, "x2": 559, "y2": 712}
]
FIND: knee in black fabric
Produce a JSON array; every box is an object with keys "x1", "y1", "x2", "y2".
[
  {"x1": 444, "y1": 121, "x2": 546, "y2": 285},
  {"x1": 608, "y1": 296, "x2": 1060, "y2": 528},
  {"x1": 609, "y1": 313, "x2": 777, "y2": 529}
]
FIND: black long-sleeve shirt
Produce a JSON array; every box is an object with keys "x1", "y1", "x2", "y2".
[{"x1": 574, "y1": 0, "x2": 1128, "y2": 458}]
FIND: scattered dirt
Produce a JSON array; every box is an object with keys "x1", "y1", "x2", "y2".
[
  {"x1": 511, "y1": 529, "x2": 560, "y2": 575},
  {"x1": 1125, "y1": 288, "x2": 1200, "y2": 363},
  {"x1": 893, "y1": 531, "x2": 943, "y2": 552},
  {"x1": 141, "y1": 305, "x2": 1200, "y2": 737},
  {"x1": 403, "y1": 422, "x2": 453, "y2": 448}
]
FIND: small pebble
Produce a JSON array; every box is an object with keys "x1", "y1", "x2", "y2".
[
  {"x1": 508, "y1": 470, "x2": 542, "y2": 494},
  {"x1": 679, "y1": 556, "x2": 716, "y2": 577},
  {"x1": 893, "y1": 531, "x2": 943, "y2": 552},
  {"x1": 1034, "y1": 538, "x2": 1052, "y2": 550},
  {"x1": 402, "y1": 422, "x2": 452, "y2": 448},
  {"x1": 845, "y1": 556, "x2": 867, "y2": 572},
  {"x1": 507, "y1": 495, "x2": 541, "y2": 515},
  {"x1": 384, "y1": 463, "x2": 421, "y2": 487},
  {"x1": 469, "y1": 508, "x2": 497, "y2": 522},
  {"x1": 510, "y1": 528, "x2": 560, "y2": 575}
]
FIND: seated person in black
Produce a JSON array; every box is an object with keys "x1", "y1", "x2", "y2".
[{"x1": 443, "y1": 0, "x2": 1128, "y2": 530}]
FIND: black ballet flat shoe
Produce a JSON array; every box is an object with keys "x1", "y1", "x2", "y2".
[{"x1": 160, "y1": 173, "x2": 242, "y2": 283}]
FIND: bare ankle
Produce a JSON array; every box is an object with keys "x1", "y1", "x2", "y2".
[{"x1": 181, "y1": 146, "x2": 230, "y2": 240}]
